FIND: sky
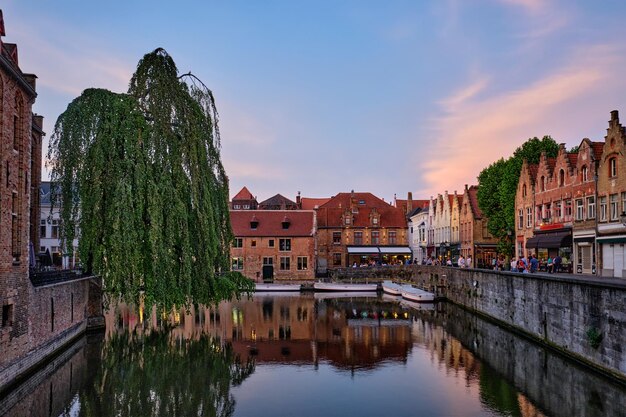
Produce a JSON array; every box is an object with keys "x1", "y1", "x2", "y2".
[{"x1": 4, "y1": 0, "x2": 626, "y2": 203}]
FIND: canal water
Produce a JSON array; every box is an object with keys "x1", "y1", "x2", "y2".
[{"x1": 1, "y1": 293, "x2": 625, "y2": 417}]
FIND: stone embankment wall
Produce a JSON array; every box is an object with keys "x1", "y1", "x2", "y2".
[
  {"x1": 0, "y1": 276, "x2": 102, "y2": 395},
  {"x1": 409, "y1": 265, "x2": 626, "y2": 381}
]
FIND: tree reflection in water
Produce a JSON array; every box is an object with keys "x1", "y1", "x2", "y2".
[{"x1": 79, "y1": 330, "x2": 255, "y2": 417}]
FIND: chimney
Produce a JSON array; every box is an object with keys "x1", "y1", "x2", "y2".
[
  {"x1": 407, "y1": 192, "x2": 413, "y2": 213},
  {"x1": 296, "y1": 191, "x2": 301, "y2": 208},
  {"x1": 611, "y1": 110, "x2": 619, "y2": 122}
]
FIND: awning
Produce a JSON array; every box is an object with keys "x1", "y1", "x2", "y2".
[
  {"x1": 347, "y1": 246, "x2": 380, "y2": 254},
  {"x1": 525, "y1": 231, "x2": 572, "y2": 249},
  {"x1": 596, "y1": 235, "x2": 626, "y2": 244},
  {"x1": 379, "y1": 246, "x2": 412, "y2": 254}
]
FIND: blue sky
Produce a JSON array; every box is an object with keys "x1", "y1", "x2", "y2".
[{"x1": 5, "y1": 0, "x2": 626, "y2": 202}]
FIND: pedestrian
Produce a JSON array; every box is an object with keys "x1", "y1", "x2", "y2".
[
  {"x1": 554, "y1": 255, "x2": 562, "y2": 273},
  {"x1": 466, "y1": 255, "x2": 472, "y2": 269},
  {"x1": 510, "y1": 258, "x2": 517, "y2": 272},
  {"x1": 530, "y1": 254, "x2": 539, "y2": 273},
  {"x1": 458, "y1": 255, "x2": 465, "y2": 268},
  {"x1": 547, "y1": 256, "x2": 554, "y2": 273},
  {"x1": 446, "y1": 258, "x2": 452, "y2": 266}
]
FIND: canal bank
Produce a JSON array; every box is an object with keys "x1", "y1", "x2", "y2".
[{"x1": 408, "y1": 265, "x2": 626, "y2": 383}]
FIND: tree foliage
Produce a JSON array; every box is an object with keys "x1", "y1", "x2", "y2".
[
  {"x1": 47, "y1": 48, "x2": 253, "y2": 309},
  {"x1": 477, "y1": 136, "x2": 559, "y2": 254}
]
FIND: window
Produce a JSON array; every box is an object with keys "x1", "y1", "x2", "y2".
[
  {"x1": 587, "y1": 196, "x2": 595, "y2": 219},
  {"x1": 332, "y1": 253, "x2": 342, "y2": 266},
  {"x1": 262, "y1": 257, "x2": 273, "y2": 265},
  {"x1": 610, "y1": 194, "x2": 619, "y2": 221},
  {"x1": 345, "y1": 216, "x2": 351, "y2": 226},
  {"x1": 354, "y1": 232, "x2": 363, "y2": 245},
  {"x1": 268, "y1": 239, "x2": 275, "y2": 248},
  {"x1": 388, "y1": 231, "x2": 397, "y2": 244},
  {"x1": 243, "y1": 204, "x2": 250, "y2": 209},
  {"x1": 280, "y1": 256, "x2": 290, "y2": 270},
  {"x1": 11, "y1": 193, "x2": 20, "y2": 260},
  {"x1": 575, "y1": 199, "x2": 584, "y2": 220},
  {"x1": 2, "y1": 304, "x2": 13, "y2": 327},
  {"x1": 231, "y1": 257, "x2": 243, "y2": 270},
  {"x1": 372, "y1": 217, "x2": 378, "y2": 226},
  {"x1": 297, "y1": 256, "x2": 308, "y2": 270},
  {"x1": 599, "y1": 196, "x2": 607, "y2": 221},
  {"x1": 251, "y1": 240, "x2": 257, "y2": 247},
  {"x1": 526, "y1": 207, "x2": 532, "y2": 227},
  {"x1": 279, "y1": 238, "x2": 291, "y2": 251},
  {"x1": 51, "y1": 219, "x2": 60, "y2": 239},
  {"x1": 518, "y1": 209, "x2": 523, "y2": 229},
  {"x1": 554, "y1": 200, "x2": 562, "y2": 219},
  {"x1": 370, "y1": 231, "x2": 379, "y2": 244},
  {"x1": 522, "y1": 184, "x2": 527, "y2": 197},
  {"x1": 582, "y1": 166, "x2": 588, "y2": 182},
  {"x1": 358, "y1": 200, "x2": 365, "y2": 205},
  {"x1": 332, "y1": 231, "x2": 341, "y2": 245},
  {"x1": 559, "y1": 169, "x2": 565, "y2": 187},
  {"x1": 233, "y1": 204, "x2": 241, "y2": 209},
  {"x1": 540, "y1": 175, "x2": 546, "y2": 191},
  {"x1": 565, "y1": 199, "x2": 572, "y2": 218},
  {"x1": 233, "y1": 238, "x2": 243, "y2": 248},
  {"x1": 535, "y1": 205, "x2": 542, "y2": 223},
  {"x1": 40, "y1": 219, "x2": 47, "y2": 238},
  {"x1": 609, "y1": 158, "x2": 617, "y2": 178}
]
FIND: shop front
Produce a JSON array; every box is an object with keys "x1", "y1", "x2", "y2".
[
  {"x1": 473, "y1": 243, "x2": 497, "y2": 269},
  {"x1": 525, "y1": 229, "x2": 573, "y2": 272},
  {"x1": 573, "y1": 231, "x2": 596, "y2": 275}
]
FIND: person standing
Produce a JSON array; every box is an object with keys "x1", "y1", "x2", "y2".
[
  {"x1": 554, "y1": 255, "x2": 562, "y2": 273},
  {"x1": 510, "y1": 258, "x2": 518, "y2": 272},
  {"x1": 458, "y1": 255, "x2": 465, "y2": 268},
  {"x1": 466, "y1": 255, "x2": 472, "y2": 269},
  {"x1": 530, "y1": 254, "x2": 539, "y2": 273},
  {"x1": 547, "y1": 256, "x2": 554, "y2": 273}
]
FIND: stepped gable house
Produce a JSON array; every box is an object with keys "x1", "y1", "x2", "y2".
[
  {"x1": 230, "y1": 209, "x2": 315, "y2": 282},
  {"x1": 571, "y1": 138, "x2": 603, "y2": 274},
  {"x1": 460, "y1": 185, "x2": 496, "y2": 268},
  {"x1": 315, "y1": 191, "x2": 410, "y2": 270},
  {"x1": 596, "y1": 111, "x2": 626, "y2": 277},
  {"x1": 515, "y1": 160, "x2": 539, "y2": 259},
  {"x1": 524, "y1": 146, "x2": 575, "y2": 267}
]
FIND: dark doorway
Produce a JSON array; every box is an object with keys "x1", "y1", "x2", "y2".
[{"x1": 262, "y1": 265, "x2": 274, "y2": 282}]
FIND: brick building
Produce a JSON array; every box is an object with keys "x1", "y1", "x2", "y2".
[
  {"x1": 258, "y1": 193, "x2": 298, "y2": 210},
  {"x1": 515, "y1": 160, "x2": 538, "y2": 259},
  {"x1": 230, "y1": 186, "x2": 258, "y2": 210},
  {"x1": 596, "y1": 111, "x2": 626, "y2": 277},
  {"x1": 315, "y1": 191, "x2": 410, "y2": 270},
  {"x1": 571, "y1": 138, "x2": 603, "y2": 274},
  {"x1": 460, "y1": 185, "x2": 497, "y2": 268},
  {"x1": 523, "y1": 148, "x2": 575, "y2": 268},
  {"x1": 0, "y1": 13, "x2": 99, "y2": 393},
  {"x1": 230, "y1": 210, "x2": 315, "y2": 282}
]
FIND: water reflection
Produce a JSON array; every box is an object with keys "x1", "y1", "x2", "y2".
[{"x1": 1, "y1": 294, "x2": 624, "y2": 417}]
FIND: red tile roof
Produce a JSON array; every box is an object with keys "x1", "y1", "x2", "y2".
[
  {"x1": 232, "y1": 186, "x2": 255, "y2": 201},
  {"x1": 300, "y1": 197, "x2": 330, "y2": 210},
  {"x1": 317, "y1": 192, "x2": 407, "y2": 228},
  {"x1": 230, "y1": 210, "x2": 314, "y2": 237},
  {"x1": 467, "y1": 186, "x2": 482, "y2": 218},
  {"x1": 591, "y1": 141, "x2": 604, "y2": 159},
  {"x1": 567, "y1": 153, "x2": 578, "y2": 167}
]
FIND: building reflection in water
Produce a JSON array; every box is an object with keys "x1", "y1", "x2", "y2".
[{"x1": 2, "y1": 294, "x2": 624, "y2": 416}]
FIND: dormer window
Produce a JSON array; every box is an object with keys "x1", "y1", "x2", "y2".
[
  {"x1": 358, "y1": 200, "x2": 365, "y2": 205},
  {"x1": 282, "y1": 216, "x2": 291, "y2": 230},
  {"x1": 250, "y1": 215, "x2": 259, "y2": 229},
  {"x1": 372, "y1": 217, "x2": 378, "y2": 225}
]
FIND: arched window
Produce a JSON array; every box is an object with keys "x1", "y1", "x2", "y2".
[
  {"x1": 559, "y1": 169, "x2": 565, "y2": 187},
  {"x1": 522, "y1": 184, "x2": 527, "y2": 197},
  {"x1": 540, "y1": 175, "x2": 546, "y2": 192},
  {"x1": 609, "y1": 158, "x2": 618, "y2": 178},
  {"x1": 581, "y1": 165, "x2": 588, "y2": 182}
]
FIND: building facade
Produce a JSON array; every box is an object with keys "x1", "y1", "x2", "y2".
[
  {"x1": 515, "y1": 160, "x2": 538, "y2": 259},
  {"x1": 230, "y1": 210, "x2": 315, "y2": 281},
  {"x1": 230, "y1": 186, "x2": 258, "y2": 210},
  {"x1": 596, "y1": 111, "x2": 626, "y2": 277},
  {"x1": 39, "y1": 181, "x2": 80, "y2": 269},
  {"x1": 316, "y1": 191, "x2": 410, "y2": 270},
  {"x1": 460, "y1": 184, "x2": 497, "y2": 268}
]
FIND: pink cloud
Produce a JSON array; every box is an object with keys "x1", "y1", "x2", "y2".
[{"x1": 422, "y1": 44, "x2": 626, "y2": 196}]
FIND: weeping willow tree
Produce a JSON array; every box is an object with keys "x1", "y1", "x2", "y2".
[{"x1": 47, "y1": 48, "x2": 253, "y2": 309}]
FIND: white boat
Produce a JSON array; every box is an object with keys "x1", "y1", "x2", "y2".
[
  {"x1": 400, "y1": 299, "x2": 435, "y2": 311},
  {"x1": 381, "y1": 280, "x2": 414, "y2": 296},
  {"x1": 255, "y1": 283, "x2": 302, "y2": 292},
  {"x1": 401, "y1": 287, "x2": 435, "y2": 302},
  {"x1": 313, "y1": 282, "x2": 378, "y2": 292}
]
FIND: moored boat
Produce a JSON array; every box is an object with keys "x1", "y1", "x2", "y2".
[
  {"x1": 381, "y1": 280, "x2": 414, "y2": 296},
  {"x1": 255, "y1": 283, "x2": 302, "y2": 292},
  {"x1": 401, "y1": 286, "x2": 435, "y2": 302},
  {"x1": 313, "y1": 282, "x2": 378, "y2": 292}
]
